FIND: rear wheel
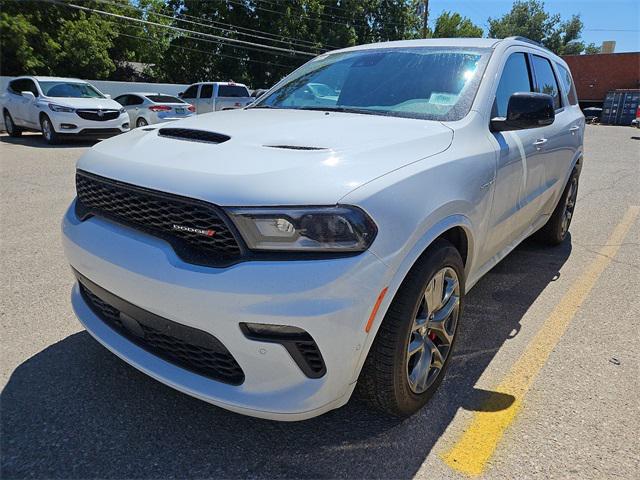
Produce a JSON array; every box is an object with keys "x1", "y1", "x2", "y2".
[
  {"x1": 40, "y1": 114, "x2": 60, "y2": 145},
  {"x1": 357, "y1": 239, "x2": 464, "y2": 417},
  {"x1": 534, "y1": 168, "x2": 579, "y2": 245},
  {"x1": 136, "y1": 117, "x2": 148, "y2": 127},
  {"x1": 4, "y1": 110, "x2": 22, "y2": 137}
]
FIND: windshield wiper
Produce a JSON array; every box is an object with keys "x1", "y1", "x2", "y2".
[{"x1": 297, "y1": 106, "x2": 379, "y2": 115}]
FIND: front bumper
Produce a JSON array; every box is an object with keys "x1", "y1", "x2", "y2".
[
  {"x1": 62, "y1": 202, "x2": 389, "y2": 420},
  {"x1": 50, "y1": 111, "x2": 130, "y2": 136}
]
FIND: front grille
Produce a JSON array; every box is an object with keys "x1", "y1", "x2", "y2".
[
  {"x1": 78, "y1": 128, "x2": 122, "y2": 136},
  {"x1": 75, "y1": 170, "x2": 243, "y2": 267},
  {"x1": 76, "y1": 109, "x2": 120, "y2": 121},
  {"x1": 294, "y1": 340, "x2": 325, "y2": 375},
  {"x1": 78, "y1": 272, "x2": 245, "y2": 385}
]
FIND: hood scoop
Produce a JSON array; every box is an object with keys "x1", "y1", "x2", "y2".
[
  {"x1": 264, "y1": 145, "x2": 328, "y2": 151},
  {"x1": 158, "y1": 128, "x2": 230, "y2": 144}
]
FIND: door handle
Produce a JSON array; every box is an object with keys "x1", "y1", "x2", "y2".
[
  {"x1": 533, "y1": 138, "x2": 548, "y2": 150},
  {"x1": 569, "y1": 126, "x2": 580, "y2": 134}
]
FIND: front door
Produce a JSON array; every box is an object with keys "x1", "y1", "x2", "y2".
[
  {"x1": 485, "y1": 51, "x2": 548, "y2": 255},
  {"x1": 197, "y1": 84, "x2": 214, "y2": 113}
]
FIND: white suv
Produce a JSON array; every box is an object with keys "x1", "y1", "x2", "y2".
[
  {"x1": 62, "y1": 37, "x2": 584, "y2": 420},
  {"x1": 1, "y1": 76, "x2": 129, "y2": 144}
]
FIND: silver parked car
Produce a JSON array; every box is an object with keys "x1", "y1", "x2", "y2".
[
  {"x1": 179, "y1": 82, "x2": 253, "y2": 114},
  {"x1": 113, "y1": 93, "x2": 195, "y2": 127}
]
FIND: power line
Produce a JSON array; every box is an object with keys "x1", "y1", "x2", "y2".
[
  {"x1": 51, "y1": 1, "x2": 318, "y2": 57},
  {"x1": 91, "y1": 0, "x2": 334, "y2": 52}
]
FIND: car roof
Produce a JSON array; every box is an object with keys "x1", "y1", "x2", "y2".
[
  {"x1": 192, "y1": 82, "x2": 248, "y2": 87},
  {"x1": 18, "y1": 76, "x2": 87, "y2": 83},
  {"x1": 116, "y1": 92, "x2": 181, "y2": 97}
]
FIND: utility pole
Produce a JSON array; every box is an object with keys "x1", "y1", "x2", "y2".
[{"x1": 421, "y1": 0, "x2": 429, "y2": 38}]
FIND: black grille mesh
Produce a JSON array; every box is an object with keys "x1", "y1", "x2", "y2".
[
  {"x1": 76, "y1": 110, "x2": 120, "y2": 121},
  {"x1": 79, "y1": 281, "x2": 245, "y2": 385},
  {"x1": 75, "y1": 171, "x2": 242, "y2": 267}
]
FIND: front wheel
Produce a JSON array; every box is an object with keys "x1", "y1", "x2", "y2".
[
  {"x1": 40, "y1": 115, "x2": 60, "y2": 145},
  {"x1": 4, "y1": 111, "x2": 22, "y2": 137},
  {"x1": 136, "y1": 117, "x2": 148, "y2": 127},
  {"x1": 357, "y1": 239, "x2": 464, "y2": 417},
  {"x1": 534, "y1": 168, "x2": 579, "y2": 245}
]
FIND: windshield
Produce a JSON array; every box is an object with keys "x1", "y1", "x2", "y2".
[
  {"x1": 218, "y1": 85, "x2": 250, "y2": 97},
  {"x1": 38, "y1": 81, "x2": 105, "y2": 98},
  {"x1": 252, "y1": 47, "x2": 491, "y2": 121}
]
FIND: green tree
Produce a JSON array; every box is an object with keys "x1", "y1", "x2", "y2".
[
  {"x1": 433, "y1": 11, "x2": 483, "y2": 38},
  {"x1": 488, "y1": 0, "x2": 589, "y2": 55},
  {"x1": 584, "y1": 43, "x2": 601, "y2": 54}
]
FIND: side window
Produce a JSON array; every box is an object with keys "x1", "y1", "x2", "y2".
[
  {"x1": 556, "y1": 63, "x2": 578, "y2": 105},
  {"x1": 114, "y1": 95, "x2": 129, "y2": 106},
  {"x1": 531, "y1": 55, "x2": 561, "y2": 110},
  {"x1": 182, "y1": 85, "x2": 198, "y2": 99},
  {"x1": 24, "y1": 79, "x2": 39, "y2": 96},
  {"x1": 493, "y1": 52, "x2": 533, "y2": 118},
  {"x1": 200, "y1": 84, "x2": 213, "y2": 98},
  {"x1": 9, "y1": 79, "x2": 27, "y2": 95},
  {"x1": 128, "y1": 95, "x2": 144, "y2": 106}
]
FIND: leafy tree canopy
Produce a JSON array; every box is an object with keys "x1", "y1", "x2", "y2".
[{"x1": 433, "y1": 11, "x2": 483, "y2": 38}]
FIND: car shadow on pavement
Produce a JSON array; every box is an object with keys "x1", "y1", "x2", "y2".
[
  {"x1": 1, "y1": 238, "x2": 572, "y2": 479},
  {"x1": 0, "y1": 133, "x2": 99, "y2": 148}
]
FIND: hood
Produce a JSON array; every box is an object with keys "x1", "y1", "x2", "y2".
[
  {"x1": 42, "y1": 96, "x2": 123, "y2": 110},
  {"x1": 78, "y1": 109, "x2": 453, "y2": 206}
]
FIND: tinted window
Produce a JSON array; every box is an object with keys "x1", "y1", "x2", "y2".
[
  {"x1": 531, "y1": 55, "x2": 561, "y2": 110},
  {"x1": 200, "y1": 84, "x2": 213, "y2": 98},
  {"x1": 254, "y1": 48, "x2": 491, "y2": 121},
  {"x1": 146, "y1": 95, "x2": 184, "y2": 103},
  {"x1": 218, "y1": 85, "x2": 250, "y2": 97},
  {"x1": 23, "y1": 79, "x2": 39, "y2": 96},
  {"x1": 9, "y1": 79, "x2": 27, "y2": 95},
  {"x1": 38, "y1": 81, "x2": 104, "y2": 98},
  {"x1": 556, "y1": 63, "x2": 578, "y2": 105},
  {"x1": 493, "y1": 53, "x2": 532, "y2": 117},
  {"x1": 128, "y1": 95, "x2": 144, "y2": 106},
  {"x1": 182, "y1": 85, "x2": 198, "y2": 99},
  {"x1": 114, "y1": 95, "x2": 129, "y2": 106}
]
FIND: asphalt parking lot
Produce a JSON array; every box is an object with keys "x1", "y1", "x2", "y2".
[{"x1": 1, "y1": 125, "x2": 639, "y2": 479}]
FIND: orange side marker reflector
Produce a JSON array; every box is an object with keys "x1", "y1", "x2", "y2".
[{"x1": 365, "y1": 287, "x2": 388, "y2": 333}]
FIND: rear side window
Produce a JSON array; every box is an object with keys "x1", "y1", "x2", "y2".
[
  {"x1": 218, "y1": 85, "x2": 249, "y2": 97},
  {"x1": 146, "y1": 95, "x2": 184, "y2": 103},
  {"x1": 531, "y1": 55, "x2": 561, "y2": 110},
  {"x1": 182, "y1": 85, "x2": 198, "y2": 99},
  {"x1": 128, "y1": 95, "x2": 144, "y2": 105},
  {"x1": 493, "y1": 53, "x2": 533, "y2": 117},
  {"x1": 200, "y1": 84, "x2": 213, "y2": 98},
  {"x1": 556, "y1": 63, "x2": 578, "y2": 105}
]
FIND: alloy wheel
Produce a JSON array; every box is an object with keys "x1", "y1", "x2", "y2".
[
  {"x1": 407, "y1": 266, "x2": 460, "y2": 394},
  {"x1": 5, "y1": 114, "x2": 14, "y2": 134},
  {"x1": 42, "y1": 118, "x2": 52, "y2": 141},
  {"x1": 561, "y1": 177, "x2": 578, "y2": 236}
]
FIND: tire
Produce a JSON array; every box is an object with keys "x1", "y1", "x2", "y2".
[
  {"x1": 40, "y1": 114, "x2": 60, "y2": 145},
  {"x1": 4, "y1": 110, "x2": 22, "y2": 137},
  {"x1": 357, "y1": 239, "x2": 465, "y2": 417},
  {"x1": 534, "y1": 167, "x2": 579, "y2": 246},
  {"x1": 136, "y1": 117, "x2": 148, "y2": 127}
]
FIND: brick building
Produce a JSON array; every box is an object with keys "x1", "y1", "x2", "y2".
[{"x1": 562, "y1": 52, "x2": 640, "y2": 107}]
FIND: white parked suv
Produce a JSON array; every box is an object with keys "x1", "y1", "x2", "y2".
[
  {"x1": 62, "y1": 37, "x2": 584, "y2": 420},
  {"x1": 1, "y1": 76, "x2": 129, "y2": 144}
]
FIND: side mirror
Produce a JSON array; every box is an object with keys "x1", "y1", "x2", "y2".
[
  {"x1": 104, "y1": 94, "x2": 112, "y2": 99},
  {"x1": 178, "y1": 91, "x2": 184, "y2": 97},
  {"x1": 491, "y1": 92, "x2": 555, "y2": 132},
  {"x1": 21, "y1": 91, "x2": 36, "y2": 102}
]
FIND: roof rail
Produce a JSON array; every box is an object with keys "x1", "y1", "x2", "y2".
[{"x1": 504, "y1": 36, "x2": 553, "y2": 53}]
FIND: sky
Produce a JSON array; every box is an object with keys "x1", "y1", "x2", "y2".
[{"x1": 428, "y1": 0, "x2": 640, "y2": 53}]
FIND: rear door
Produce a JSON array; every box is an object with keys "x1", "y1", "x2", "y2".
[
  {"x1": 197, "y1": 83, "x2": 214, "y2": 113},
  {"x1": 529, "y1": 54, "x2": 580, "y2": 214}
]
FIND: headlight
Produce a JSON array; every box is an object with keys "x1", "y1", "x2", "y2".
[
  {"x1": 48, "y1": 103, "x2": 75, "y2": 113},
  {"x1": 227, "y1": 206, "x2": 377, "y2": 252},
  {"x1": 119, "y1": 107, "x2": 126, "y2": 114}
]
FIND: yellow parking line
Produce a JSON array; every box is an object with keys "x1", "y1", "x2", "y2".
[{"x1": 441, "y1": 205, "x2": 640, "y2": 476}]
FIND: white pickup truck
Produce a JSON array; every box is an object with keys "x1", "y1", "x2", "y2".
[{"x1": 178, "y1": 82, "x2": 253, "y2": 114}]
